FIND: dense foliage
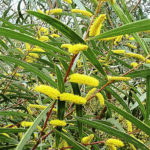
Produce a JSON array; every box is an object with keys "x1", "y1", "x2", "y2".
[{"x1": 0, "y1": 0, "x2": 150, "y2": 150}]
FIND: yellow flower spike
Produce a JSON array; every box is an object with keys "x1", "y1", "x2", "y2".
[
  {"x1": 49, "y1": 119, "x2": 66, "y2": 126},
  {"x1": 21, "y1": 121, "x2": 41, "y2": 130},
  {"x1": 21, "y1": 121, "x2": 33, "y2": 127},
  {"x1": 17, "y1": 48, "x2": 24, "y2": 54},
  {"x1": 27, "y1": 106, "x2": 34, "y2": 115},
  {"x1": 105, "y1": 139, "x2": 124, "y2": 147},
  {"x1": 126, "y1": 120, "x2": 132, "y2": 132},
  {"x1": 125, "y1": 34, "x2": 129, "y2": 39},
  {"x1": 37, "y1": 9, "x2": 44, "y2": 14},
  {"x1": 60, "y1": 93, "x2": 87, "y2": 105},
  {"x1": 69, "y1": 73, "x2": 99, "y2": 87},
  {"x1": 71, "y1": 9, "x2": 93, "y2": 17},
  {"x1": 146, "y1": 59, "x2": 150, "y2": 64},
  {"x1": 68, "y1": 44, "x2": 88, "y2": 54},
  {"x1": 25, "y1": 56, "x2": 35, "y2": 63},
  {"x1": 25, "y1": 43, "x2": 31, "y2": 51},
  {"x1": 38, "y1": 36, "x2": 49, "y2": 42},
  {"x1": 29, "y1": 53, "x2": 39, "y2": 58},
  {"x1": 85, "y1": 88, "x2": 97, "y2": 100},
  {"x1": 32, "y1": 47, "x2": 45, "y2": 52},
  {"x1": 63, "y1": 0, "x2": 72, "y2": 4},
  {"x1": 96, "y1": 93, "x2": 105, "y2": 106},
  {"x1": 50, "y1": 34, "x2": 60, "y2": 38},
  {"x1": 131, "y1": 62, "x2": 138, "y2": 68},
  {"x1": 89, "y1": 14, "x2": 106, "y2": 36},
  {"x1": 126, "y1": 43, "x2": 137, "y2": 49},
  {"x1": 34, "y1": 85, "x2": 60, "y2": 100},
  {"x1": 114, "y1": 35, "x2": 123, "y2": 45},
  {"x1": 46, "y1": 9, "x2": 63, "y2": 15},
  {"x1": 108, "y1": 145, "x2": 117, "y2": 150},
  {"x1": 124, "y1": 53, "x2": 145, "y2": 61},
  {"x1": 129, "y1": 37, "x2": 135, "y2": 41},
  {"x1": 112, "y1": 50, "x2": 125, "y2": 54},
  {"x1": 29, "y1": 104, "x2": 47, "y2": 109},
  {"x1": 61, "y1": 44, "x2": 72, "y2": 49},
  {"x1": 81, "y1": 134, "x2": 94, "y2": 144},
  {"x1": 107, "y1": 76, "x2": 131, "y2": 81}
]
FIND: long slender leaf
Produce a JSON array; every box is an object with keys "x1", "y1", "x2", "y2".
[
  {"x1": 0, "y1": 56, "x2": 56, "y2": 87},
  {"x1": 0, "y1": 128, "x2": 26, "y2": 133}
]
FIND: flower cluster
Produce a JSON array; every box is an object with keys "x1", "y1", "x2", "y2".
[
  {"x1": 89, "y1": 14, "x2": 106, "y2": 37},
  {"x1": 61, "y1": 43, "x2": 88, "y2": 54},
  {"x1": 69, "y1": 73, "x2": 99, "y2": 87},
  {"x1": 49, "y1": 119, "x2": 66, "y2": 127}
]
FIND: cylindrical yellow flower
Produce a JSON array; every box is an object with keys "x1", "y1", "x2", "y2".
[
  {"x1": 50, "y1": 119, "x2": 66, "y2": 126},
  {"x1": 50, "y1": 34, "x2": 60, "y2": 38},
  {"x1": 69, "y1": 73, "x2": 99, "y2": 87},
  {"x1": 107, "y1": 76, "x2": 131, "y2": 81},
  {"x1": 60, "y1": 93, "x2": 87, "y2": 105},
  {"x1": 38, "y1": 36, "x2": 49, "y2": 42},
  {"x1": 105, "y1": 139, "x2": 124, "y2": 147},
  {"x1": 29, "y1": 53, "x2": 39, "y2": 58},
  {"x1": 126, "y1": 120, "x2": 132, "y2": 132},
  {"x1": 146, "y1": 59, "x2": 150, "y2": 64},
  {"x1": 32, "y1": 47, "x2": 45, "y2": 52},
  {"x1": 27, "y1": 106, "x2": 34, "y2": 115},
  {"x1": 124, "y1": 53, "x2": 145, "y2": 61},
  {"x1": 129, "y1": 37, "x2": 135, "y2": 41},
  {"x1": 126, "y1": 43, "x2": 137, "y2": 49},
  {"x1": 68, "y1": 44, "x2": 88, "y2": 54},
  {"x1": 21, "y1": 121, "x2": 33, "y2": 127},
  {"x1": 29, "y1": 104, "x2": 47, "y2": 109},
  {"x1": 131, "y1": 62, "x2": 138, "y2": 68},
  {"x1": 112, "y1": 50, "x2": 125, "y2": 54},
  {"x1": 114, "y1": 35, "x2": 123, "y2": 46},
  {"x1": 85, "y1": 88, "x2": 97, "y2": 100},
  {"x1": 63, "y1": 0, "x2": 72, "y2": 4},
  {"x1": 61, "y1": 44, "x2": 72, "y2": 49},
  {"x1": 108, "y1": 145, "x2": 117, "y2": 150},
  {"x1": 26, "y1": 43, "x2": 31, "y2": 51},
  {"x1": 96, "y1": 93, "x2": 104, "y2": 106},
  {"x1": 71, "y1": 9, "x2": 93, "y2": 17},
  {"x1": 81, "y1": 134, "x2": 94, "y2": 144},
  {"x1": 61, "y1": 43, "x2": 88, "y2": 54},
  {"x1": 34, "y1": 85, "x2": 60, "y2": 100},
  {"x1": 46, "y1": 9, "x2": 63, "y2": 15},
  {"x1": 37, "y1": 9, "x2": 44, "y2": 14},
  {"x1": 89, "y1": 14, "x2": 106, "y2": 36}
]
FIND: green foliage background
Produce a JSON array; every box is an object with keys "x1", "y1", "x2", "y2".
[{"x1": 0, "y1": 0, "x2": 150, "y2": 149}]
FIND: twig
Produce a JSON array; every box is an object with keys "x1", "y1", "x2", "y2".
[
  {"x1": 1, "y1": 99, "x2": 28, "y2": 111},
  {"x1": 130, "y1": 0, "x2": 142, "y2": 13},
  {"x1": 32, "y1": 101, "x2": 56, "y2": 150}
]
